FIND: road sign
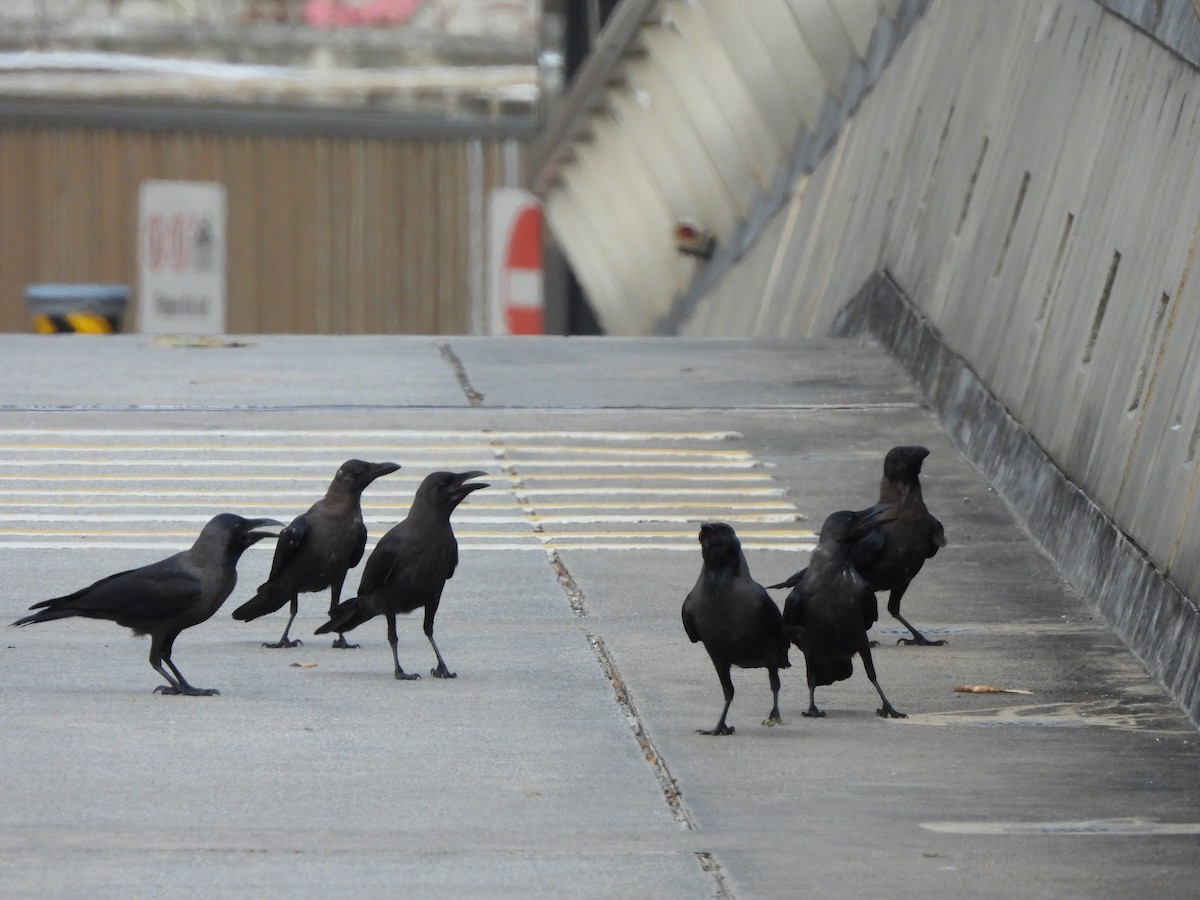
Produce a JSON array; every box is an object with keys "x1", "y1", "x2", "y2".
[
  {"x1": 489, "y1": 188, "x2": 543, "y2": 335},
  {"x1": 137, "y1": 181, "x2": 226, "y2": 334}
]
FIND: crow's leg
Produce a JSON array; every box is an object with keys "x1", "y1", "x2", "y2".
[
  {"x1": 151, "y1": 636, "x2": 219, "y2": 696},
  {"x1": 801, "y1": 657, "x2": 825, "y2": 717},
  {"x1": 698, "y1": 659, "x2": 736, "y2": 735},
  {"x1": 762, "y1": 666, "x2": 784, "y2": 726},
  {"x1": 888, "y1": 585, "x2": 946, "y2": 646},
  {"x1": 859, "y1": 645, "x2": 905, "y2": 718},
  {"x1": 424, "y1": 605, "x2": 455, "y2": 678},
  {"x1": 327, "y1": 577, "x2": 359, "y2": 649},
  {"x1": 261, "y1": 597, "x2": 303, "y2": 648},
  {"x1": 388, "y1": 613, "x2": 420, "y2": 680}
]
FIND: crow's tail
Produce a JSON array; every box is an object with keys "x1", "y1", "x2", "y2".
[
  {"x1": 232, "y1": 582, "x2": 288, "y2": 622},
  {"x1": 314, "y1": 596, "x2": 370, "y2": 635}
]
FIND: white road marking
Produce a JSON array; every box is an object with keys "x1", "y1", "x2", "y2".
[
  {"x1": 920, "y1": 818, "x2": 1200, "y2": 836},
  {"x1": 0, "y1": 429, "x2": 811, "y2": 551}
]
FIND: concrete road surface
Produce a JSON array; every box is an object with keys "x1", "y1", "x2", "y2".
[{"x1": 1, "y1": 334, "x2": 1197, "y2": 899}]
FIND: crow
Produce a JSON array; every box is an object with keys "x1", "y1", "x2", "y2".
[
  {"x1": 315, "y1": 470, "x2": 488, "y2": 679},
  {"x1": 853, "y1": 445, "x2": 947, "y2": 645},
  {"x1": 777, "y1": 504, "x2": 906, "y2": 719},
  {"x1": 681, "y1": 522, "x2": 790, "y2": 736},
  {"x1": 770, "y1": 446, "x2": 947, "y2": 646},
  {"x1": 232, "y1": 459, "x2": 400, "y2": 649},
  {"x1": 12, "y1": 513, "x2": 280, "y2": 696}
]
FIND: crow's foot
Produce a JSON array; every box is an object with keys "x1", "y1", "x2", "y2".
[
  {"x1": 801, "y1": 707, "x2": 826, "y2": 718},
  {"x1": 877, "y1": 704, "x2": 907, "y2": 719},
  {"x1": 761, "y1": 715, "x2": 785, "y2": 727},
  {"x1": 697, "y1": 723, "x2": 735, "y2": 736},
  {"x1": 394, "y1": 671, "x2": 422, "y2": 681},
  {"x1": 898, "y1": 633, "x2": 946, "y2": 647},
  {"x1": 430, "y1": 664, "x2": 457, "y2": 679},
  {"x1": 154, "y1": 685, "x2": 220, "y2": 696},
  {"x1": 330, "y1": 635, "x2": 360, "y2": 649},
  {"x1": 261, "y1": 638, "x2": 302, "y2": 649}
]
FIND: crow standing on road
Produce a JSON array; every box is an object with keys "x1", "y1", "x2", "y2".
[
  {"x1": 770, "y1": 446, "x2": 947, "y2": 646},
  {"x1": 773, "y1": 504, "x2": 907, "y2": 719},
  {"x1": 232, "y1": 459, "x2": 400, "y2": 649},
  {"x1": 315, "y1": 470, "x2": 488, "y2": 679},
  {"x1": 681, "y1": 522, "x2": 790, "y2": 736},
  {"x1": 11, "y1": 513, "x2": 281, "y2": 696},
  {"x1": 853, "y1": 445, "x2": 947, "y2": 646}
]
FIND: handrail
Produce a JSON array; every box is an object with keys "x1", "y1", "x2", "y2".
[{"x1": 528, "y1": 0, "x2": 660, "y2": 196}]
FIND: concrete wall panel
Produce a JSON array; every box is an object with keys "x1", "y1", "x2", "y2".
[{"x1": 659, "y1": 2, "x2": 1200, "y2": 720}]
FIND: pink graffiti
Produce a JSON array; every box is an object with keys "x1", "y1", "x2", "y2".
[{"x1": 303, "y1": 0, "x2": 423, "y2": 27}]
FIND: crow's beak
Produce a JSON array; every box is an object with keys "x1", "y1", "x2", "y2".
[
  {"x1": 369, "y1": 462, "x2": 402, "y2": 480},
  {"x1": 450, "y1": 471, "x2": 490, "y2": 502},
  {"x1": 244, "y1": 518, "x2": 285, "y2": 544}
]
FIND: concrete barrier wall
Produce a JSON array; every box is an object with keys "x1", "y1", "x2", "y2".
[
  {"x1": 538, "y1": 0, "x2": 919, "y2": 334},
  {"x1": 674, "y1": 1, "x2": 1200, "y2": 717}
]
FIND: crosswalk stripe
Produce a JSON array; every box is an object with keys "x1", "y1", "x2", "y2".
[{"x1": 0, "y1": 428, "x2": 813, "y2": 553}]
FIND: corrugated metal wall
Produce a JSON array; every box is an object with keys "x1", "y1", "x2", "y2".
[{"x1": 0, "y1": 127, "x2": 525, "y2": 334}]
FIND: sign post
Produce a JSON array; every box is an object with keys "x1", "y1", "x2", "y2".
[{"x1": 138, "y1": 181, "x2": 227, "y2": 334}]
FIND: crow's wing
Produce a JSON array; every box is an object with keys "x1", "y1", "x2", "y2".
[
  {"x1": 927, "y1": 515, "x2": 947, "y2": 558},
  {"x1": 33, "y1": 557, "x2": 203, "y2": 625},
  {"x1": 850, "y1": 526, "x2": 887, "y2": 572},
  {"x1": 266, "y1": 514, "x2": 308, "y2": 582},
  {"x1": 348, "y1": 522, "x2": 368, "y2": 569},
  {"x1": 681, "y1": 594, "x2": 701, "y2": 644}
]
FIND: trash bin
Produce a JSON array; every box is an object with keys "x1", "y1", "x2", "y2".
[{"x1": 25, "y1": 284, "x2": 129, "y2": 334}]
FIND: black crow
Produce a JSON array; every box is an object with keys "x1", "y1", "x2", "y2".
[
  {"x1": 778, "y1": 504, "x2": 907, "y2": 719},
  {"x1": 232, "y1": 459, "x2": 400, "y2": 649},
  {"x1": 12, "y1": 513, "x2": 280, "y2": 695},
  {"x1": 853, "y1": 445, "x2": 947, "y2": 646},
  {"x1": 315, "y1": 470, "x2": 488, "y2": 679},
  {"x1": 681, "y1": 522, "x2": 790, "y2": 736}
]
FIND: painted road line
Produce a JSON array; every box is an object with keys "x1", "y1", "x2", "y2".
[
  {"x1": 0, "y1": 473, "x2": 777, "y2": 483},
  {"x1": 0, "y1": 429, "x2": 744, "y2": 441},
  {"x1": 920, "y1": 819, "x2": 1200, "y2": 836},
  {"x1": 0, "y1": 428, "x2": 812, "y2": 551},
  {"x1": 0, "y1": 444, "x2": 754, "y2": 459}
]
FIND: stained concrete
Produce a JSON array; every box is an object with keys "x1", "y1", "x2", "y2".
[{"x1": 1, "y1": 335, "x2": 1198, "y2": 898}]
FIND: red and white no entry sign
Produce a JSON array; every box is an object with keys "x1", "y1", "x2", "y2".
[{"x1": 489, "y1": 189, "x2": 543, "y2": 335}]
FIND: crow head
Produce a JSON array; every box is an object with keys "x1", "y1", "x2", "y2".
[
  {"x1": 335, "y1": 459, "x2": 401, "y2": 492},
  {"x1": 883, "y1": 445, "x2": 931, "y2": 482}
]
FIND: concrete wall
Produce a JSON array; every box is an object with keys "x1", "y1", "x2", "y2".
[
  {"x1": 536, "y1": 0, "x2": 919, "y2": 335},
  {"x1": 673, "y1": 0, "x2": 1200, "y2": 719}
]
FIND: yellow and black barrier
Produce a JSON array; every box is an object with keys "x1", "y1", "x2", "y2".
[
  {"x1": 33, "y1": 311, "x2": 121, "y2": 334},
  {"x1": 25, "y1": 284, "x2": 128, "y2": 335}
]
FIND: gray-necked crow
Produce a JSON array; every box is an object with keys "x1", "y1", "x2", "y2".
[
  {"x1": 315, "y1": 470, "x2": 488, "y2": 680},
  {"x1": 682, "y1": 522, "x2": 790, "y2": 736},
  {"x1": 12, "y1": 513, "x2": 280, "y2": 695},
  {"x1": 778, "y1": 504, "x2": 907, "y2": 719},
  {"x1": 233, "y1": 459, "x2": 400, "y2": 648},
  {"x1": 852, "y1": 445, "x2": 947, "y2": 646}
]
